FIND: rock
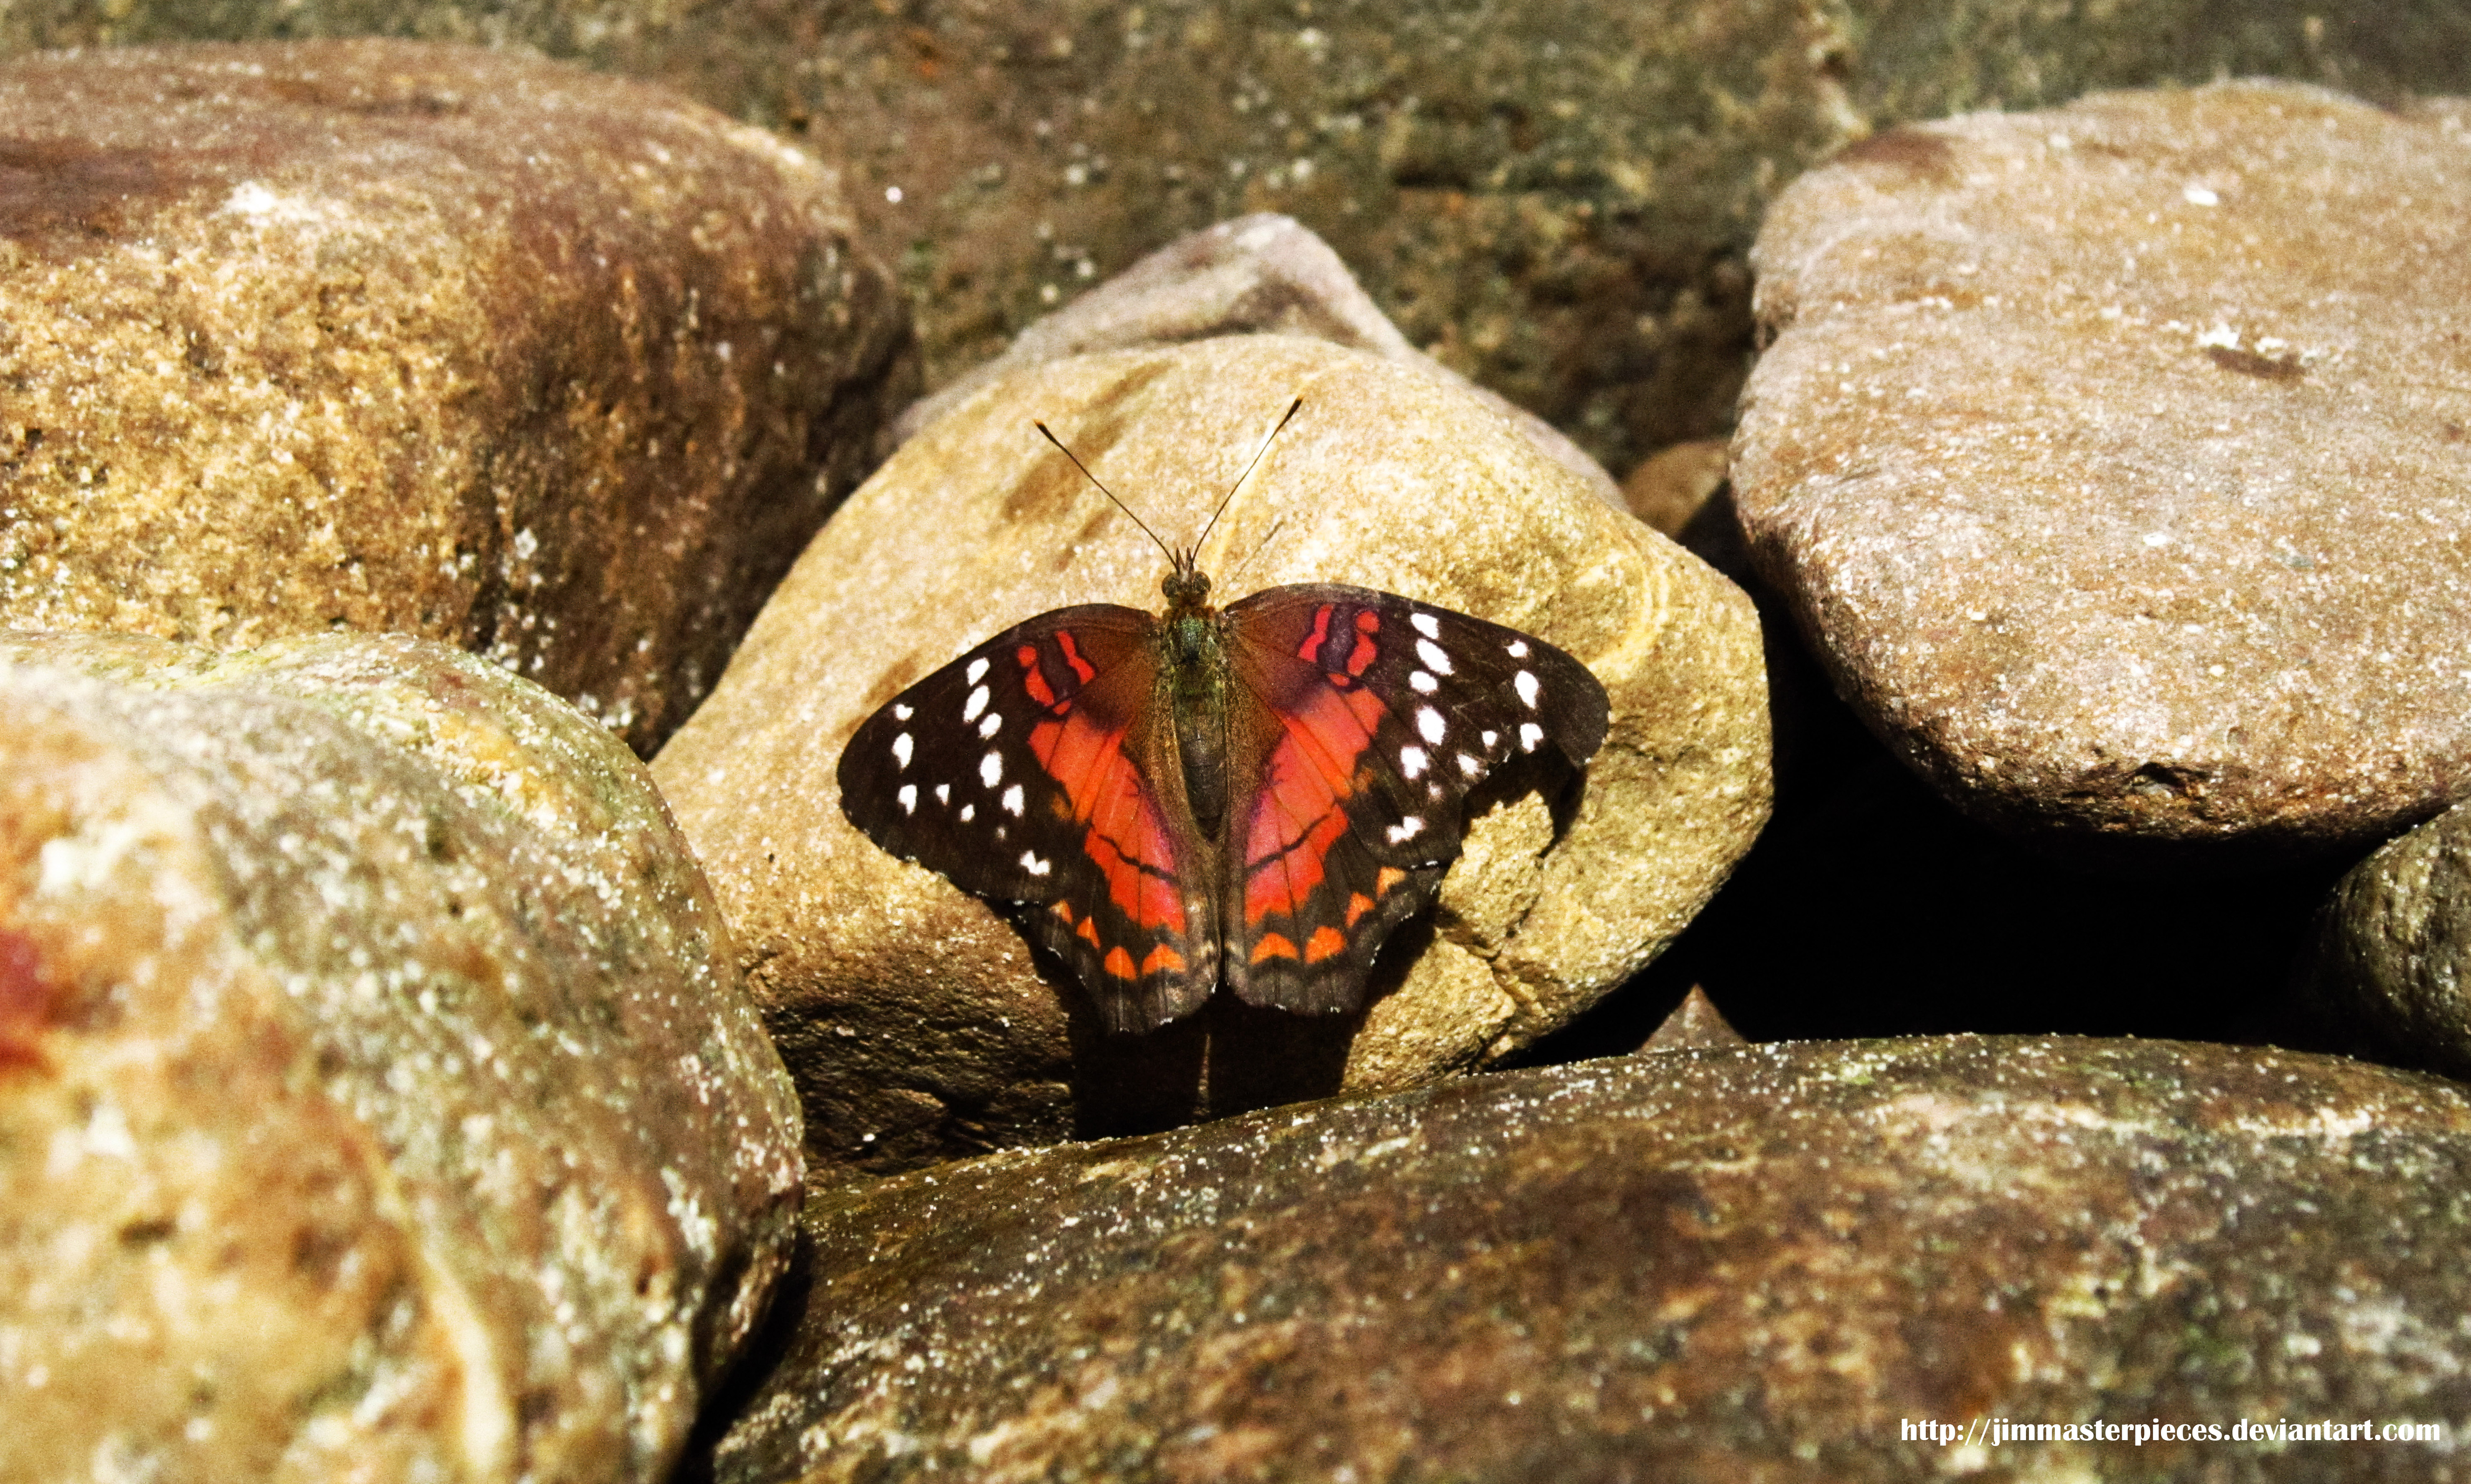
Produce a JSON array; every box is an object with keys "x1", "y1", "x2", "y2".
[
  {"x1": 1637, "y1": 984, "x2": 1746, "y2": 1051},
  {"x1": 0, "y1": 631, "x2": 803, "y2": 1483},
  {"x1": 1621, "y1": 437, "x2": 1733, "y2": 539},
  {"x1": 1732, "y1": 81, "x2": 2471, "y2": 865},
  {"x1": 653, "y1": 334, "x2": 1769, "y2": 1177},
  {"x1": 704, "y1": 1036, "x2": 2471, "y2": 1483},
  {"x1": 0, "y1": 40, "x2": 915, "y2": 754},
  {"x1": 895, "y1": 213, "x2": 1624, "y2": 508},
  {"x1": 2304, "y1": 797, "x2": 2471, "y2": 1078},
  {"x1": 14, "y1": 8, "x2": 2470, "y2": 493}
]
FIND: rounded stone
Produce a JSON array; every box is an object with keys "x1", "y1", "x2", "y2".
[{"x1": 654, "y1": 333, "x2": 1769, "y2": 1177}]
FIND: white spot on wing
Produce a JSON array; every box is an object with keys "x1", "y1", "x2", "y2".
[
  {"x1": 892, "y1": 733, "x2": 914, "y2": 770},
  {"x1": 1401, "y1": 745, "x2": 1429, "y2": 779},
  {"x1": 1410, "y1": 670, "x2": 1438, "y2": 694},
  {"x1": 1518, "y1": 722, "x2": 1545, "y2": 752},
  {"x1": 1414, "y1": 638, "x2": 1453, "y2": 675},
  {"x1": 1411, "y1": 612, "x2": 1441, "y2": 639},
  {"x1": 981, "y1": 751, "x2": 1003, "y2": 788},
  {"x1": 1021, "y1": 851, "x2": 1051, "y2": 876},
  {"x1": 960, "y1": 803, "x2": 975, "y2": 822},
  {"x1": 966, "y1": 657, "x2": 991, "y2": 685},
  {"x1": 893, "y1": 703, "x2": 915, "y2": 721},
  {"x1": 935, "y1": 784, "x2": 951, "y2": 805},
  {"x1": 1386, "y1": 816, "x2": 1425, "y2": 844},
  {"x1": 978, "y1": 712, "x2": 1002, "y2": 739},
  {"x1": 1514, "y1": 670, "x2": 1541, "y2": 709},
  {"x1": 1506, "y1": 640, "x2": 1529, "y2": 659},
  {"x1": 1481, "y1": 729, "x2": 1499, "y2": 749},
  {"x1": 897, "y1": 784, "x2": 918, "y2": 813},
  {"x1": 1416, "y1": 707, "x2": 1447, "y2": 745},
  {"x1": 963, "y1": 684, "x2": 990, "y2": 722},
  {"x1": 1457, "y1": 752, "x2": 1480, "y2": 776},
  {"x1": 1002, "y1": 783, "x2": 1025, "y2": 816}
]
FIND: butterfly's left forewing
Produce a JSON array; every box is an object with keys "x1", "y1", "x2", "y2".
[
  {"x1": 1217, "y1": 583, "x2": 1611, "y2": 1016},
  {"x1": 835, "y1": 605, "x2": 1220, "y2": 1033}
]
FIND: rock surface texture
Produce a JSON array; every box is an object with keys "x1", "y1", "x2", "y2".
[
  {"x1": 708, "y1": 1037, "x2": 2471, "y2": 1484},
  {"x1": 654, "y1": 334, "x2": 1769, "y2": 1177},
  {"x1": 0, "y1": 40, "x2": 914, "y2": 753},
  {"x1": 2307, "y1": 797, "x2": 2471, "y2": 1080},
  {"x1": 0, "y1": 632, "x2": 803, "y2": 1484},
  {"x1": 895, "y1": 213, "x2": 1624, "y2": 508},
  {"x1": 1732, "y1": 81, "x2": 2471, "y2": 864}
]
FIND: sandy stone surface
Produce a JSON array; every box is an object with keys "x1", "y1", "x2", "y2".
[
  {"x1": 1733, "y1": 81, "x2": 2471, "y2": 864},
  {"x1": 705, "y1": 1036, "x2": 2471, "y2": 1484},
  {"x1": 0, "y1": 40, "x2": 914, "y2": 753},
  {"x1": 2305, "y1": 797, "x2": 2471, "y2": 1080},
  {"x1": 0, "y1": 632, "x2": 802, "y2": 1483},
  {"x1": 896, "y1": 213, "x2": 1622, "y2": 507},
  {"x1": 654, "y1": 334, "x2": 1768, "y2": 1177}
]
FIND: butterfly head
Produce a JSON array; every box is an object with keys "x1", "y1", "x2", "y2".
[{"x1": 1161, "y1": 548, "x2": 1213, "y2": 616}]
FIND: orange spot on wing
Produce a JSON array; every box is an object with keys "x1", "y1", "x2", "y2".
[
  {"x1": 1055, "y1": 630, "x2": 1097, "y2": 685},
  {"x1": 1294, "y1": 603, "x2": 1335, "y2": 662},
  {"x1": 1139, "y1": 945, "x2": 1187, "y2": 975},
  {"x1": 1017, "y1": 644, "x2": 1056, "y2": 708},
  {"x1": 1051, "y1": 901, "x2": 1075, "y2": 922},
  {"x1": 1376, "y1": 867, "x2": 1407, "y2": 894},
  {"x1": 1104, "y1": 946, "x2": 1137, "y2": 978},
  {"x1": 1345, "y1": 892, "x2": 1375, "y2": 927},
  {"x1": 1250, "y1": 933, "x2": 1300, "y2": 963},
  {"x1": 1345, "y1": 620, "x2": 1380, "y2": 677},
  {"x1": 1304, "y1": 927, "x2": 1347, "y2": 963},
  {"x1": 1077, "y1": 916, "x2": 1102, "y2": 946}
]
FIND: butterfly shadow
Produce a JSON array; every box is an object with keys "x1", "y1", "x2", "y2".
[{"x1": 1050, "y1": 943, "x2": 1413, "y2": 1141}]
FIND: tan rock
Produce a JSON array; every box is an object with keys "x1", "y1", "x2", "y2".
[
  {"x1": 705, "y1": 1035, "x2": 2471, "y2": 1483},
  {"x1": 895, "y1": 213, "x2": 1624, "y2": 507},
  {"x1": 0, "y1": 631, "x2": 802, "y2": 1483},
  {"x1": 0, "y1": 40, "x2": 914, "y2": 753},
  {"x1": 2303, "y1": 797, "x2": 2471, "y2": 1079},
  {"x1": 655, "y1": 334, "x2": 1769, "y2": 1176},
  {"x1": 1734, "y1": 81, "x2": 2471, "y2": 863}
]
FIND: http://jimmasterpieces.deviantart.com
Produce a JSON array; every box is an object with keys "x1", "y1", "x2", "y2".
[{"x1": 1903, "y1": 1417, "x2": 2448, "y2": 1453}]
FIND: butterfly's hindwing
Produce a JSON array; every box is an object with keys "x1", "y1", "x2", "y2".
[
  {"x1": 1216, "y1": 584, "x2": 1610, "y2": 1015},
  {"x1": 835, "y1": 605, "x2": 1219, "y2": 1034}
]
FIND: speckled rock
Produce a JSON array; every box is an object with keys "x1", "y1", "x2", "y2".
[
  {"x1": 653, "y1": 334, "x2": 1769, "y2": 1177},
  {"x1": 10, "y1": 5, "x2": 2471, "y2": 490},
  {"x1": 1733, "y1": 81, "x2": 2471, "y2": 864},
  {"x1": 0, "y1": 40, "x2": 914, "y2": 753},
  {"x1": 895, "y1": 213, "x2": 1622, "y2": 508},
  {"x1": 2305, "y1": 797, "x2": 2471, "y2": 1080},
  {"x1": 0, "y1": 631, "x2": 803, "y2": 1483},
  {"x1": 705, "y1": 1036, "x2": 2471, "y2": 1484}
]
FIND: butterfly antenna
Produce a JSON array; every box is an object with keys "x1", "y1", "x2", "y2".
[
  {"x1": 1036, "y1": 419, "x2": 1177, "y2": 567},
  {"x1": 1195, "y1": 397, "x2": 1303, "y2": 556},
  {"x1": 1222, "y1": 515, "x2": 1287, "y2": 588}
]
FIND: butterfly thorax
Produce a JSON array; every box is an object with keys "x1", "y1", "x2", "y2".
[{"x1": 1159, "y1": 556, "x2": 1234, "y2": 839}]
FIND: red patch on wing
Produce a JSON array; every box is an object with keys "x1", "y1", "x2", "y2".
[
  {"x1": 1055, "y1": 631, "x2": 1097, "y2": 686},
  {"x1": 1346, "y1": 610, "x2": 1380, "y2": 677},
  {"x1": 1241, "y1": 682, "x2": 1387, "y2": 925},
  {"x1": 1029, "y1": 710, "x2": 1188, "y2": 935},
  {"x1": 1017, "y1": 644, "x2": 1056, "y2": 708},
  {"x1": 1294, "y1": 604, "x2": 1334, "y2": 662}
]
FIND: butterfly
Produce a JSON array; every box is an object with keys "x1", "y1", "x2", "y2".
[{"x1": 835, "y1": 400, "x2": 1611, "y2": 1035}]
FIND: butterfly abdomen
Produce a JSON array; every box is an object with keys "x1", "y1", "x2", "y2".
[{"x1": 1164, "y1": 608, "x2": 1234, "y2": 839}]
